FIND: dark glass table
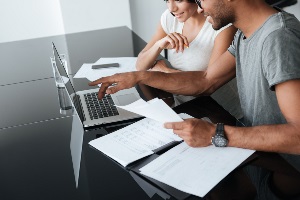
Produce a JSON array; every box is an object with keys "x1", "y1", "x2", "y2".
[{"x1": 2, "y1": 26, "x2": 294, "y2": 200}]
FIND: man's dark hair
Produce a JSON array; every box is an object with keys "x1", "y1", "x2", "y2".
[{"x1": 164, "y1": 0, "x2": 196, "y2": 3}]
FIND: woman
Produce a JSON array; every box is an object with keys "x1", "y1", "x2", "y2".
[{"x1": 136, "y1": 0, "x2": 242, "y2": 119}]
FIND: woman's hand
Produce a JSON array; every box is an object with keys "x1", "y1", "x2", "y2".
[
  {"x1": 156, "y1": 32, "x2": 189, "y2": 53},
  {"x1": 150, "y1": 60, "x2": 180, "y2": 73}
]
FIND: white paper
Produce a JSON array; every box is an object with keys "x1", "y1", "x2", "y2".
[
  {"x1": 73, "y1": 63, "x2": 93, "y2": 78},
  {"x1": 140, "y1": 142, "x2": 255, "y2": 197},
  {"x1": 117, "y1": 98, "x2": 183, "y2": 123},
  {"x1": 74, "y1": 57, "x2": 137, "y2": 81},
  {"x1": 89, "y1": 118, "x2": 182, "y2": 167}
]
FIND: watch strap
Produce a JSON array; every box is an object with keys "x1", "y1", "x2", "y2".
[{"x1": 216, "y1": 123, "x2": 224, "y2": 136}]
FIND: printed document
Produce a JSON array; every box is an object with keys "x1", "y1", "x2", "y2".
[
  {"x1": 74, "y1": 57, "x2": 137, "y2": 81},
  {"x1": 89, "y1": 101, "x2": 255, "y2": 197},
  {"x1": 140, "y1": 142, "x2": 255, "y2": 198},
  {"x1": 89, "y1": 117, "x2": 182, "y2": 167}
]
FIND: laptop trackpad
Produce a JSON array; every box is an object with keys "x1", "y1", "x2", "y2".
[{"x1": 116, "y1": 94, "x2": 138, "y2": 106}]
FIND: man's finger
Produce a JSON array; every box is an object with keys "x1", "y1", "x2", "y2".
[
  {"x1": 89, "y1": 78, "x2": 103, "y2": 86},
  {"x1": 164, "y1": 122, "x2": 185, "y2": 130},
  {"x1": 173, "y1": 129, "x2": 186, "y2": 136},
  {"x1": 89, "y1": 76, "x2": 116, "y2": 86},
  {"x1": 106, "y1": 84, "x2": 123, "y2": 95},
  {"x1": 97, "y1": 83, "x2": 111, "y2": 99}
]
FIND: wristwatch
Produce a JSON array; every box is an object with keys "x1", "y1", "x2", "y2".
[{"x1": 211, "y1": 123, "x2": 228, "y2": 147}]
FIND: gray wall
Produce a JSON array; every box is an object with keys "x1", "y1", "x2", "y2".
[
  {"x1": 284, "y1": 2, "x2": 300, "y2": 19},
  {"x1": 129, "y1": 0, "x2": 166, "y2": 43}
]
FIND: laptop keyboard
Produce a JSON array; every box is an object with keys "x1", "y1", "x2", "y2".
[{"x1": 84, "y1": 92, "x2": 119, "y2": 119}]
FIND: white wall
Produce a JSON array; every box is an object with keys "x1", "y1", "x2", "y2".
[
  {"x1": 0, "y1": 0, "x2": 132, "y2": 43},
  {"x1": 59, "y1": 0, "x2": 132, "y2": 34},
  {"x1": 129, "y1": 0, "x2": 166, "y2": 43},
  {"x1": 0, "y1": 0, "x2": 65, "y2": 43}
]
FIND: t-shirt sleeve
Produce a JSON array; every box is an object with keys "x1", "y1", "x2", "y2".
[
  {"x1": 262, "y1": 28, "x2": 300, "y2": 90},
  {"x1": 227, "y1": 30, "x2": 241, "y2": 58},
  {"x1": 161, "y1": 9, "x2": 171, "y2": 34}
]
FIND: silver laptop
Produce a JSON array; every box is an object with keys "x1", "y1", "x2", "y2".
[{"x1": 51, "y1": 43, "x2": 141, "y2": 128}]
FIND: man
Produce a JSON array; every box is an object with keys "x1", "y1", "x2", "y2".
[{"x1": 90, "y1": 0, "x2": 300, "y2": 198}]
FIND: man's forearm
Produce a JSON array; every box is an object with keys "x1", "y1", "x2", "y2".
[
  {"x1": 226, "y1": 124, "x2": 300, "y2": 154},
  {"x1": 137, "y1": 71, "x2": 213, "y2": 96}
]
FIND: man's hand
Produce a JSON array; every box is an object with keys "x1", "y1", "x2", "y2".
[
  {"x1": 88, "y1": 72, "x2": 141, "y2": 99},
  {"x1": 164, "y1": 118, "x2": 216, "y2": 147}
]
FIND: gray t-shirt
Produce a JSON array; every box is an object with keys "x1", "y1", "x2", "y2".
[{"x1": 228, "y1": 10, "x2": 300, "y2": 171}]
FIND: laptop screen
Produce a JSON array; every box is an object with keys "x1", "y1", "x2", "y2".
[{"x1": 51, "y1": 42, "x2": 85, "y2": 122}]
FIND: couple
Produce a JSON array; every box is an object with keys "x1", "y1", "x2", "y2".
[{"x1": 90, "y1": 0, "x2": 300, "y2": 199}]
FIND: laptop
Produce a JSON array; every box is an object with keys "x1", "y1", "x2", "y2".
[{"x1": 51, "y1": 43, "x2": 141, "y2": 128}]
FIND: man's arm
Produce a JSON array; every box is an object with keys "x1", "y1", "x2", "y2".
[
  {"x1": 89, "y1": 51, "x2": 236, "y2": 99},
  {"x1": 165, "y1": 79, "x2": 300, "y2": 154},
  {"x1": 226, "y1": 79, "x2": 300, "y2": 154}
]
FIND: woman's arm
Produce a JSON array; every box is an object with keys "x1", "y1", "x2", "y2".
[
  {"x1": 150, "y1": 60, "x2": 182, "y2": 73},
  {"x1": 208, "y1": 25, "x2": 237, "y2": 66},
  {"x1": 136, "y1": 24, "x2": 166, "y2": 71},
  {"x1": 136, "y1": 23, "x2": 188, "y2": 71}
]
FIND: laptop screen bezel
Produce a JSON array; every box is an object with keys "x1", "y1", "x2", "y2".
[{"x1": 51, "y1": 42, "x2": 86, "y2": 123}]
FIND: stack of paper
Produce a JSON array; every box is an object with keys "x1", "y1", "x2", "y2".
[{"x1": 89, "y1": 98, "x2": 255, "y2": 198}]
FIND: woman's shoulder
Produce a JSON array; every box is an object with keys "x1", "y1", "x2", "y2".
[
  {"x1": 161, "y1": 9, "x2": 182, "y2": 33},
  {"x1": 161, "y1": 9, "x2": 174, "y2": 23}
]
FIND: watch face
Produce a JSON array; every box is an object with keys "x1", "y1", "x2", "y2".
[{"x1": 212, "y1": 135, "x2": 228, "y2": 147}]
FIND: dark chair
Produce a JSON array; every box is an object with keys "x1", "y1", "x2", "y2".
[{"x1": 265, "y1": 0, "x2": 298, "y2": 8}]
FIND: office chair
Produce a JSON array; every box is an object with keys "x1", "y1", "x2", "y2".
[{"x1": 265, "y1": 0, "x2": 298, "y2": 8}]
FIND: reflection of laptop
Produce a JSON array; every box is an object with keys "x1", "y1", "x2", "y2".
[{"x1": 51, "y1": 43, "x2": 141, "y2": 128}]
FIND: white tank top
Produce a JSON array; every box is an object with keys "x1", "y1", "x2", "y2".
[{"x1": 161, "y1": 10, "x2": 243, "y2": 119}]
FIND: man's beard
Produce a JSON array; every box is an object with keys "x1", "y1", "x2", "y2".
[
  {"x1": 210, "y1": 2, "x2": 235, "y2": 30},
  {"x1": 211, "y1": 15, "x2": 234, "y2": 30}
]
